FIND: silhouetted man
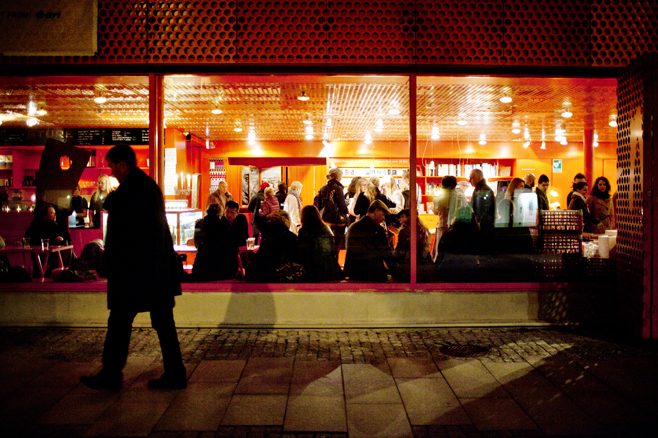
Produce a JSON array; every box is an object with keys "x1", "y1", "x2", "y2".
[{"x1": 81, "y1": 144, "x2": 186, "y2": 390}]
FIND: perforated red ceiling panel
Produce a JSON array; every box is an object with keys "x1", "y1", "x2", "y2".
[{"x1": 1, "y1": 1, "x2": 657, "y2": 67}]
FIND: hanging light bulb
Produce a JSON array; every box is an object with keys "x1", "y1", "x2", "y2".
[
  {"x1": 609, "y1": 115, "x2": 618, "y2": 127},
  {"x1": 560, "y1": 137, "x2": 568, "y2": 145},
  {"x1": 511, "y1": 121, "x2": 521, "y2": 134},
  {"x1": 478, "y1": 134, "x2": 487, "y2": 145},
  {"x1": 561, "y1": 107, "x2": 573, "y2": 118},
  {"x1": 325, "y1": 117, "x2": 332, "y2": 127},
  {"x1": 431, "y1": 126, "x2": 440, "y2": 140},
  {"x1": 457, "y1": 119, "x2": 467, "y2": 126},
  {"x1": 593, "y1": 132, "x2": 599, "y2": 147},
  {"x1": 211, "y1": 108, "x2": 222, "y2": 114},
  {"x1": 297, "y1": 91, "x2": 310, "y2": 101},
  {"x1": 374, "y1": 118, "x2": 383, "y2": 133},
  {"x1": 234, "y1": 126, "x2": 243, "y2": 132},
  {"x1": 36, "y1": 108, "x2": 47, "y2": 116},
  {"x1": 305, "y1": 125, "x2": 313, "y2": 140},
  {"x1": 248, "y1": 130, "x2": 256, "y2": 146},
  {"x1": 499, "y1": 96, "x2": 512, "y2": 103},
  {"x1": 364, "y1": 131, "x2": 372, "y2": 145},
  {"x1": 94, "y1": 96, "x2": 107, "y2": 104},
  {"x1": 540, "y1": 142, "x2": 546, "y2": 149},
  {"x1": 388, "y1": 101, "x2": 400, "y2": 115},
  {"x1": 303, "y1": 116, "x2": 312, "y2": 125},
  {"x1": 26, "y1": 117, "x2": 39, "y2": 127}
]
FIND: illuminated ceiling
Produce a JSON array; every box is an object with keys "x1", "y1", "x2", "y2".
[{"x1": 0, "y1": 75, "x2": 618, "y2": 147}]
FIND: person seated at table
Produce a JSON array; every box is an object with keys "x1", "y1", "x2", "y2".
[
  {"x1": 192, "y1": 203, "x2": 239, "y2": 281},
  {"x1": 297, "y1": 205, "x2": 344, "y2": 281},
  {"x1": 24, "y1": 204, "x2": 72, "y2": 278},
  {"x1": 244, "y1": 210, "x2": 300, "y2": 282},
  {"x1": 69, "y1": 184, "x2": 89, "y2": 227},
  {"x1": 223, "y1": 200, "x2": 249, "y2": 247},
  {"x1": 393, "y1": 209, "x2": 432, "y2": 282},
  {"x1": 89, "y1": 173, "x2": 113, "y2": 228},
  {"x1": 344, "y1": 200, "x2": 395, "y2": 281},
  {"x1": 194, "y1": 203, "x2": 220, "y2": 249},
  {"x1": 25, "y1": 204, "x2": 71, "y2": 247}
]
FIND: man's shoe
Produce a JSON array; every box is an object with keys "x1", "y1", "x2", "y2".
[
  {"x1": 80, "y1": 371, "x2": 122, "y2": 391},
  {"x1": 147, "y1": 373, "x2": 187, "y2": 389}
]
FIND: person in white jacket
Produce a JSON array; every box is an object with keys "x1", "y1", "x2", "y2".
[{"x1": 284, "y1": 181, "x2": 303, "y2": 234}]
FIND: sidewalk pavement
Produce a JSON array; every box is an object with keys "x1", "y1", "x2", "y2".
[{"x1": 1, "y1": 326, "x2": 657, "y2": 438}]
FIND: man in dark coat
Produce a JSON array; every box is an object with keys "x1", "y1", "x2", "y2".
[
  {"x1": 468, "y1": 169, "x2": 495, "y2": 249},
  {"x1": 224, "y1": 200, "x2": 250, "y2": 246},
  {"x1": 81, "y1": 144, "x2": 186, "y2": 390},
  {"x1": 344, "y1": 200, "x2": 394, "y2": 281}
]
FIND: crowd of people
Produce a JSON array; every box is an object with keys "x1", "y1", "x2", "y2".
[{"x1": 17, "y1": 165, "x2": 617, "y2": 284}]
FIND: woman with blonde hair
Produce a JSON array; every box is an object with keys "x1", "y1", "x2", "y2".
[
  {"x1": 89, "y1": 173, "x2": 114, "y2": 228},
  {"x1": 382, "y1": 175, "x2": 403, "y2": 215},
  {"x1": 347, "y1": 177, "x2": 367, "y2": 225},
  {"x1": 284, "y1": 181, "x2": 303, "y2": 234},
  {"x1": 496, "y1": 177, "x2": 525, "y2": 227},
  {"x1": 353, "y1": 176, "x2": 396, "y2": 219}
]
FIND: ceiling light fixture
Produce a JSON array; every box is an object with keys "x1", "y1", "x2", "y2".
[
  {"x1": 303, "y1": 116, "x2": 312, "y2": 125},
  {"x1": 325, "y1": 117, "x2": 332, "y2": 127},
  {"x1": 457, "y1": 119, "x2": 467, "y2": 126},
  {"x1": 36, "y1": 109, "x2": 47, "y2": 116},
  {"x1": 26, "y1": 117, "x2": 39, "y2": 127},
  {"x1": 364, "y1": 131, "x2": 372, "y2": 145},
  {"x1": 540, "y1": 141, "x2": 546, "y2": 149},
  {"x1": 561, "y1": 108, "x2": 573, "y2": 118},
  {"x1": 27, "y1": 101, "x2": 37, "y2": 116},
  {"x1": 234, "y1": 126, "x2": 243, "y2": 132},
  {"x1": 388, "y1": 101, "x2": 400, "y2": 115},
  {"x1": 94, "y1": 96, "x2": 107, "y2": 104},
  {"x1": 560, "y1": 137, "x2": 568, "y2": 145},
  {"x1": 479, "y1": 134, "x2": 487, "y2": 145},
  {"x1": 523, "y1": 141, "x2": 530, "y2": 149},
  {"x1": 593, "y1": 132, "x2": 599, "y2": 147},
  {"x1": 305, "y1": 125, "x2": 313, "y2": 140},
  {"x1": 211, "y1": 108, "x2": 222, "y2": 114},
  {"x1": 609, "y1": 115, "x2": 618, "y2": 127},
  {"x1": 499, "y1": 96, "x2": 512, "y2": 103},
  {"x1": 374, "y1": 118, "x2": 383, "y2": 133},
  {"x1": 431, "y1": 126, "x2": 440, "y2": 140},
  {"x1": 248, "y1": 130, "x2": 256, "y2": 146},
  {"x1": 297, "y1": 91, "x2": 310, "y2": 101}
]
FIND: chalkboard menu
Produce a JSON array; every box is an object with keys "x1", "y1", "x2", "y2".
[
  {"x1": 0, "y1": 130, "x2": 26, "y2": 146},
  {"x1": 0, "y1": 128, "x2": 150, "y2": 146}
]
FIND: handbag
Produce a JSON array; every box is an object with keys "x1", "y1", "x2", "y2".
[{"x1": 320, "y1": 189, "x2": 347, "y2": 225}]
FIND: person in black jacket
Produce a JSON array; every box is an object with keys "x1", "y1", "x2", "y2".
[
  {"x1": 317, "y1": 167, "x2": 349, "y2": 255},
  {"x1": 247, "y1": 182, "x2": 269, "y2": 244},
  {"x1": 224, "y1": 200, "x2": 250, "y2": 246},
  {"x1": 245, "y1": 210, "x2": 299, "y2": 282},
  {"x1": 344, "y1": 200, "x2": 395, "y2": 281},
  {"x1": 80, "y1": 144, "x2": 186, "y2": 391},
  {"x1": 192, "y1": 203, "x2": 239, "y2": 281}
]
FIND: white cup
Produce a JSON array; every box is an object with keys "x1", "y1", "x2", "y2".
[
  {"x1": 41, "y1": 239, "x2": 49, "y2": 251},
  {"x1": 246, "y1": 237, "x2": 255, "y2": 250}
]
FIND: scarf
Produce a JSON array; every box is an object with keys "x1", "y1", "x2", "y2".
[{"x1": 290, "y1": 189, "x2": 302, "y2": 211}]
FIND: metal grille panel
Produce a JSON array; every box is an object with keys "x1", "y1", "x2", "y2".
[
  {"x1": 1, "y1": 1, "x2": 657, "y2": 66},
  {"x1": 616, "y1": 53, "x2": 654, "y2": 337}
]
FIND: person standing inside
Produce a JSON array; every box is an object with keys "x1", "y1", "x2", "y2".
[
  {"x1": 568, "y1": 181, "x2": 602, "y2": 232},
  {"x1": 317, "y1": 167, "x2": 349, "y2": 255},
  {"x1": 469, "y1": 169, "x2": 495, "y2": 247},
  {"x1": 536, "y1": 174, "x2": 550, "y2": 211},
  {"x1": 275, "y1": 182, "x2": 288, "y2": 209},
  {"x1": 89, "y1": 173, "x2": 113, "y2": 228},
  {"x1": 206, "y1": 180, "x2": 233, "y2": 212},
  {"x1": 284, "y1": 181, "x2": 303, "y2": 234},
  {"x1": 586, "y1": 176, "x2": 615, "y2": 234},
  {"x1": 248, "y1": 182, "x2": 269, "y2": 244},
  {"x1": 81, "y1": 144, "x2": 186, "y2": 390},
  {"x1": 566, "y1": 173, "x2": 587, "y2": 208},
  {"x1": 69, "y1": 184, "x2": 89, "y2": 227}
]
